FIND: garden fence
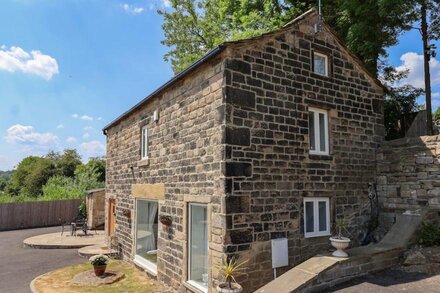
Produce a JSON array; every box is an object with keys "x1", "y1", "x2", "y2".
[{"x1": 0, "y1": 199, "x2": 82, "y2": 231}]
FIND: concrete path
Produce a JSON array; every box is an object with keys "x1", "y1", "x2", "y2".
[
  {"x1": 77, "y1": 244, "x2": 117, "y2": 258},
  {"x1": 0, "y1": 226, "x2": 85, "y2": 293},
  {"x1": 328, "y1": 268, "x2": 440, "y2": 292},
  {"x1": 23, "y1": 230, "x2": 105, "y2": 249}
]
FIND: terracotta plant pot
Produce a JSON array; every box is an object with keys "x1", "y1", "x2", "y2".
[
  {"x1": 93, "y1": 264, "x2": 107, "y2": 276},
  {"x1": 329, "y1": 236, "x2": 351, "y2": 258},
  {"x1": 216, "y1": 282, "x2": 243, "y2": 293},
  {"x1": 159, "y1": 215, "x2": 172, "y2": 226}
]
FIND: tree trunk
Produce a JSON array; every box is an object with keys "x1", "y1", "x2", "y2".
[{"x1": 421, "y1": 0, "x2": 433, "y2": 135}]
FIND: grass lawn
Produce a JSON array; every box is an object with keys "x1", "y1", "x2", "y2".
[{"x1": 33, "y1": 260, "x2": 165, "y2": 293}]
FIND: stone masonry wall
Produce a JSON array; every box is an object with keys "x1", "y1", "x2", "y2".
[
  {"x1": 377, "y1": 135, "x2": 440, "y2": 228},
  {"x1": 105, "y1": 57, "x2": 227, "y2": 292},
  {"x1": 221, "y1": 13, "x2": 384, "y2": 291}
]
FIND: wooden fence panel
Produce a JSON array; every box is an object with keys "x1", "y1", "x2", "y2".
[{"x1": 0, "y1": 199, "x2": 82, "y2": 231}]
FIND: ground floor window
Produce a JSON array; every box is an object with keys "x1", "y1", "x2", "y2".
[
  {"x1": 304, "y1": 197, "x2": 330, "y2": 238},
  {"x1": 188, "y1": 204, "x2": 208, "y2": 292},
  {"x1": 134, "y1": 199, "x2": 158, "y2": 272}
]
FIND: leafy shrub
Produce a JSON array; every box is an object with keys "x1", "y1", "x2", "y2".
[
  {"x1": 42, "y1": 176, "x2": 83, "y2": 200},
  {"x1": 78, "y1": 200, "x2": 87, "y2": 219},
  {"x1": 417, "y1": 222, "x2": 440, "y2": 246}
]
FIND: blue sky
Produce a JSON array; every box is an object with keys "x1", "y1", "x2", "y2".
[{"x1": 0, "y1": 0, "x2": 439, "y2": 171}]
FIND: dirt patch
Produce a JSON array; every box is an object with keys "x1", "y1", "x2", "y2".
[
  {"x1": 34, "y1": 260, "x2": 166, "y2": 293},
  {"x1": 72, "y1": 270, "x2": 124, "y2": 285}
]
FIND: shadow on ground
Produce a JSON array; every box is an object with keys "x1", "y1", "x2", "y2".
[{"x1": 327, "y1": 268, "x2": 440, "y2": 292}]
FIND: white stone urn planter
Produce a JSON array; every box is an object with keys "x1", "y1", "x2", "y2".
[
  {"x1": 216, "y1": 282, "x2": 243, "y2": 293},
  {"x1": 329, "y1": 236, "x2": 350, "y2": 257}
]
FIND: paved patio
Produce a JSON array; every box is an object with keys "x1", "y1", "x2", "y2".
[
  {"x1": 0, "y1": 226, "x2": 85, "y2": 293},
  {"x1": 23, "y1": 230, "x2": 105, "y2": 249}
]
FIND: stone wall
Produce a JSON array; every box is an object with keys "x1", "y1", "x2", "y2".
[
  {"x1": 377, "y1": 135, "x2": 440, "y2": 227},
  {"x1": 86, "y1": 189, "x2": 105, "y2": 228},
  {"x1": 221, "y1": 13, "x2": 384, "y2": 291},
  {"x1": 105, "y1": 10, "x2": 385, "y2": 293},
  {"x1": 105, "y1": 57, "x2": 227, "y2": 292}
]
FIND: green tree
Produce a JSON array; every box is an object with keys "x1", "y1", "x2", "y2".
[
  {"x1": 433, "y1": 107, "x2": 440, "y2": 122},
  {"x1": 6, "y1": 156, "x2": 56, "y2": 197},
  {"x1": 42, "y1": 176, "x2": 82, "y2": 200},
  {"x1": 47, "y1": 149, "x2": 82, "y2": 178},
  {"x1": 75, "y1": 157, "x2": 106, "y2": 183},
  {"x1": 42, "y1": 161, "x2": 105, "y2": 200},
  {"x1": 159, "y1": 0, "x2": 417, "y2": 75},
  {"x1": 0, "y1": 171, "x2": 12, "y2": 192},
  {"x1": 382, "y1": 66, "x2": 424, "y2": 140}
]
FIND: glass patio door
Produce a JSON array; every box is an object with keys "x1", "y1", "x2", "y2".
[{"x1": 135, "y1": 199, "x2": 158, "y2": 272}]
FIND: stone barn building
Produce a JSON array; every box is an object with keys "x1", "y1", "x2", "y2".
[{"x1": 103, "y1": 9, "x2": 384, "y2": 293}]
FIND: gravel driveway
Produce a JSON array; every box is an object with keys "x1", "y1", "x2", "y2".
[{"x1": 0, "y1": 226, "x2": 85, "y2": 293}]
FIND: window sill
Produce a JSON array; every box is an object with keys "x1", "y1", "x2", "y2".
[
  {"x1": 133, "y1": 256, "x2": 157, "y2": 276},
  {"x1": 310, "y1": 72, "x2": 331, "y2": 79},
  {"x1": 304, "y1": 232, "x2": 331, "y2": 239},
  {"x1": 308, "y1": 154, "x2": 332, "y2": 160},
  {"x1": 185, "y1": 281, "x2": 208, "y2": 293},
  {"x1": 138, "y1": 158, "x2": 149, "y2": 167}
]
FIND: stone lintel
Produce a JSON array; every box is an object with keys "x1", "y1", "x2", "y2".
[{"x1": 131, "y1": 184, "x2": 165, "y2": 200}]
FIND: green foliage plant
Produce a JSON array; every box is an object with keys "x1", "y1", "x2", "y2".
[{"x1": 417, "y1": 222, "x2": 440, "y2": 246}]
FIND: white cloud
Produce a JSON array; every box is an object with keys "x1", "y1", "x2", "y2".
[
  {"x1": 82, "y1": 133, "x2": 90, "y2": 139},
  {"x1": 83, "y1": 126, "x2": 93, "y2": 131},
  {"x1": 72, "y1": 114, "x2": 94, "y2": 121},
  {"x1": 0, "y1": 45, "x2": 59, "y2": 80},
  {"x1": 396, "y1": 52, "x2": 440, "y2": 89},
  {"x1": 80, "y1": 140, "x2": 105, "y2": 159},
  {"x1": 162, "y1": 0, "x2": 171, "y2": 8},
  {"x1": 56, "y1": 124, "x2": 64, "y2": 129},
  {"x1": 433, "y1": 92, "x2": 440, "y2": 99},
  {"x1": 5, "y1": 124, "x2": 58, "y2": 145},
  {"x1": 66, "y1": 136, "x2": 77, "y2": 144},
  {"x1": 121, "y1": 3, "x2": 144, "y2": 14},
  {"x1": 80, "y1": 115, "x2": 93, "y2": 121}
]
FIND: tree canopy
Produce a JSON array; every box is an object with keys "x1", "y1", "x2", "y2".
[
  {"x1": 3, "y1": 150, "x2": 105, "y2": 201},
  {"x1": 159, "y1": 0, "x2": 418, "y2": 75}
]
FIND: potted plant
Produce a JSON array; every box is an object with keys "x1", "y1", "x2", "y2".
[
  {"x1": 217, "y1": 256, "x2": 247, "y2": 293},
  {"x1": 159, "y1": 215, "x2": 172, "y2": 226},
  {"x1": 329, "y1": 218, "x2": 351, "y2": 257},
  {"x1": 89, "y1": 254, "x2": 110, "y2": 276}
]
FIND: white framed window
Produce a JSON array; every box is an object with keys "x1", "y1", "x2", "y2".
[
  {"x1": 141, "y1": 126, "x2": 148, "y2": 159},
  {"x1": 309, "y1": 107, "x2": 329, "y2": 155},
  {"x1": 134, "y1": 199, "x2": 158, "y2": 274},
  {"x1": 187, "y1": 204, "x2": 208, "y2": 293},
  {"x1": 313, "y1": 52, "x2": 328, "y2": 76},
  {"x1": 304, "y1": 197, "x2": 330, "y2": 238}
]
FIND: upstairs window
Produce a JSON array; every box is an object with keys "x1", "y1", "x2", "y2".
[
  {"x1": 309, "y1": 108, "x2": 329, "y2": 155},
  {"x1": 141, "y1": 126, "x2": 148, "y2": 159},
  {"x1": 304, "y1": 197, "x2": 330, "y2": 238},
  {"x1": 313, "y1": 52, "x2": 328, "y2": 76}
]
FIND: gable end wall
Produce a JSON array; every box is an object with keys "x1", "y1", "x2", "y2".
[{"x1": 222, "y1": 13, "x2": 384, "y2": 291}]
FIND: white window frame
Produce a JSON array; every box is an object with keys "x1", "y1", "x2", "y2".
[
  {"x1": 304, "y1": 197, "x2": 331, "y2": 238},
  {"x1": 141, "y1": 126, "x2": 148, "y2": 159},
  {"x1": 187, "y1": 203, "x2": 208, "y2": 293},
  {"x1": 313, "y1": 51, "x2": 329, "y2": 76},
  {"x1": 134, "y1": 199, "x2": 158, "y2": 274},
  {"x1": 309, "y1": 107, "x2": 329, "y2": 155}
]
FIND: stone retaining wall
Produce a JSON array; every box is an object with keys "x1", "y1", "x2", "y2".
[
  {"x1": 377, "y1": 136, "x2": 440, "y2": 227},
  {"x1": 305, "y1": 247, "x2": 403, "y2": 292}
]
